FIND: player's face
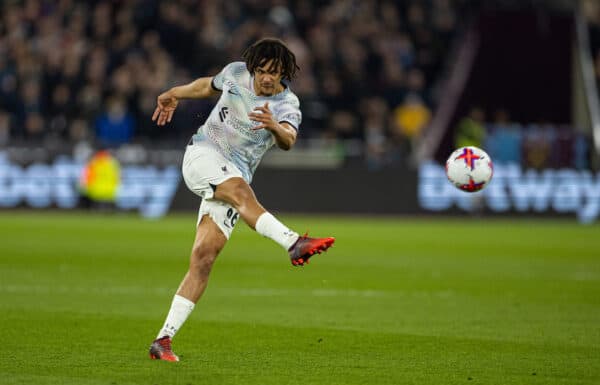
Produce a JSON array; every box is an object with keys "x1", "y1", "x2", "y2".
[{"x1": 253, "y1": 60, "x2": 283, "y2": 96}]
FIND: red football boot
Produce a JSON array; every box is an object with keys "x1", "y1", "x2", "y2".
[
  {"x1": 149, "y1": 336, "x2": 179, "y2": 362},
  {"x1": 288, "y1": 233, "x2": 335, "y2": 266}
]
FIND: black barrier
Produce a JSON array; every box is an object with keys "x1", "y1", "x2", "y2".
[
  {"x1": 172, "y1": 165, "x2": 420, "y2": 215},
  {"x1": 172, "y1": 163, "x2": 600, "y2": 224}
]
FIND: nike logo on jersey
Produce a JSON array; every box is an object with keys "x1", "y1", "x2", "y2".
[{"x1": 228, "y1": 89, "x2": 239, "y2": 95}]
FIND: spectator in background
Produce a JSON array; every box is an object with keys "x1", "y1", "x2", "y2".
[
  {"x1": 0, "y1": 55, "x2": 19, "y2": 113},
  {"x1": 392, "y1": 94, "x2": 432, "y2": 143},
  {"x1": 69, "y1": 118, "x2": 91, "y2": 144},
  {"x1": 24, "y1": 113, "x2": 45, "y2": 140},
  {"x1": 485, "y1": 109, "x2": 522, "y2": 165},
  {"x1": 574, "y1": 133, "x2": 590, "y2": 170},
  {"x1": 454, "y1": 107, "x2": 486, "y2": 149},
  {"x1": 552, "y1": 126, "x2": 575, "y2": 169},
  {"x1": 95, "y1": 95, "x2": 135, "y2": 147},
  {"x1": 523, "y1": 125, "x2": 552, "y2": 170},
  {"x1": 47, "y1": 83, "x2": 74, "y2": 139},
  {"x1": 0, "y1": 110, "x2": 11, "y2": 146},
  {"x1": 362, "y1": 97, "x2": 390, "y2": 169},
  {"x1": 18, "y1": 79, "x2": 43, "y2": 127}
]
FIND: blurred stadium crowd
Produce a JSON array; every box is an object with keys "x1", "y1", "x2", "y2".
[
  {"x1": 0, "y1": 0, "x2": 468, "y2": 161},
  {"x1": 455, "y1": 108, "x2": 591, "y2": 170},
  {"x1": 0, "y1": 0, "x2": 598, "y2": 170},
  {"x1": 449, "y1": 1, "x2": 599, "y2": 171}
]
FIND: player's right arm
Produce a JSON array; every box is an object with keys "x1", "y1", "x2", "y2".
[{"x1": 152, "y1": 77, "x2": 221, "y2": 126}]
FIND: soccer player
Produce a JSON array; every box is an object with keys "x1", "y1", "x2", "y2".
[{"x1": 148, "y1": 38, "x2": 335, "y2": 361}]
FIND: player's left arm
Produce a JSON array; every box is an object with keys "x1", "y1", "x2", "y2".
[{"x1": 248, "y1": 102, "x2": 297, "y2": 150}]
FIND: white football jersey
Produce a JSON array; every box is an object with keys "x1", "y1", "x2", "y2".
[{"x1": 192, "y1": 61, "x2": 302, "y2": 183}]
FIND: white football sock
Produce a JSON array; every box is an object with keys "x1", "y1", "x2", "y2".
[
  {"x1": 156, "y1": 294, "x2": 195, "y2": 339},
  {"x1": 255, "y1": 212, "x2": 299, "y2": 250}
]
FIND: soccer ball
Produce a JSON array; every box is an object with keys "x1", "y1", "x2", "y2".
[{"x1": 445, "y1": 146, "x2": 493, "y2": 192}]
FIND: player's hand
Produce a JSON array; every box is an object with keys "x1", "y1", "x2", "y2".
[
  {"x1": 248, "y1": 102, "x2": 276, "y2": 131},
  {"x1": 152, "y1": 91, "x2": 179, "y2": 126}
]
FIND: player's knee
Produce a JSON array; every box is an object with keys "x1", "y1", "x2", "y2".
[{"x1": 190, "y1": 245, "x2": 219, "y2": 273}]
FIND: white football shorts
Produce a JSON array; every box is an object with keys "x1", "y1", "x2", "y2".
[{"x1": 181, "y1": 142, "x2": 243, "y2": 239}]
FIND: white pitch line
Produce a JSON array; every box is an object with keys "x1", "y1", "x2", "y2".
[{"x1": 0, "y1": 284, "x2": 458, "y2": 298}]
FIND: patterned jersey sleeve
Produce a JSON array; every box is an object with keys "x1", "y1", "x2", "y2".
[
  {"x1": 210, "y1": 62, "x2": 245, "y2": 91},
  {"x1": 276, "y1": 94, "x2": 302, "y2": 131}
]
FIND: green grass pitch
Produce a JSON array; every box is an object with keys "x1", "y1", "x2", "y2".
[{"x1": 0, "y1": 211, "x2": 599, "y2": 385}]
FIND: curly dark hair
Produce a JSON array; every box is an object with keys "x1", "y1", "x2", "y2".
[{"x1": 242, "y1": 38, "x2": 300, "y2": 81}]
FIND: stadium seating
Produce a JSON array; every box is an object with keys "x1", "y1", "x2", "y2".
[{"x1": 0, "y1": 0, "x2": 468, "y2": 155}]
